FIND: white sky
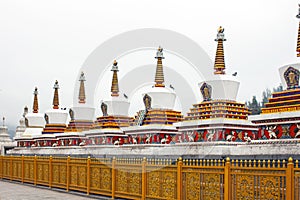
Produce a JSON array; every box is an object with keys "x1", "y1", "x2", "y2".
[{"x1": 0, "y1": 0, "x2": 299, "y2": 127}]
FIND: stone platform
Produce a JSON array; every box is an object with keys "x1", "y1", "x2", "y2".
[{"x1": 7, "y1": 139, "x2": 300, "y2": 160}]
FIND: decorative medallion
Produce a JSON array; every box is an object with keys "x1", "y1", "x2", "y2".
[
  {"x1": 284, "y1": 66, "x2": 300, "y2": 89},
  {"x1": 200, "y1": 82, "x2": 212, "y2": 101}
]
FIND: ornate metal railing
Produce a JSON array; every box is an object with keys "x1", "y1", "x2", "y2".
[{"x1": 0, "y1": 155, "x2": 297, "y2": 200}]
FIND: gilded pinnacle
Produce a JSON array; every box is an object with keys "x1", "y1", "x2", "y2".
[
  {"x1": 53, "y1": 80, "x2": 59, "y2": 109},
  {"x1": 33, "y1": 87, "x2": 39, "y2": 113},
  {"x1": 111, "y1": 60, "x2": 119, "y2": 97},
  {"x1": 154, "y1": 46, "x2": 165, "y2": 87},
  {"x1": 78, "y1": 72, "x2": 86, "y2": 104},
  {"x1": 214, "y1": 26, "x2": 226, "y2": 75}
]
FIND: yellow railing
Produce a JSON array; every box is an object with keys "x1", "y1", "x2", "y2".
[{"x1": 0, "y1": 155, "x2": 298, "y2": 200}]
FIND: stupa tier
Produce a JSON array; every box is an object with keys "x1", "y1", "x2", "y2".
[{"x1": 185, "y1": 100, "x2": 249, "y2": 120}]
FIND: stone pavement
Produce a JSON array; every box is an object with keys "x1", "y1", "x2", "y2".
[{"x1": 0, "y1": 180, "x2": 111, "y2": 200}]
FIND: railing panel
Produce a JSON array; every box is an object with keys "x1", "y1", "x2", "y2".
[
  {"x1": 231, "y1": 164, "x2": 287, "y2": 200},
  {"x1": 146, "y1": 165, "x2": 178, "y2": 200},
  {"x1": 51, "y1": 158, "x2": 67, "y2": 189},
  {"x1": 89, "y1": 160, "x2": 112, "y2": 196},
  {"x1": 115, "y1": 163, "x2": 142, "y2": 199},
  {"x1": 11, "y1": 156, "x2": 22, "y2": 181},
  {"x1": 182, "y1": 167, "x2": 225, "y2": 200},
  {"x1": 36, "y1": 157, "x2": 49, "y2": 186},
  {"x1": 23, "y1": 157, "x2": 34, "y2": 183},
  {"x1": 69, "y1": 158, "x2": 87, "y2": 192}
]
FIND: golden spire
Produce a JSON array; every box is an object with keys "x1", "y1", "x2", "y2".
[
  {"x1": 154, "y1": 46, "x2": 165, "y2": 87},
  {"x1": 78, "y1": 72, "x2": 86, "y2": 103},
  {"x1": 214, "y1": 26, "x2": 226, "y2": 75},
  {"x1": 296, "y1": 4, "x2": 300, "y2": 57},
  {"x1": 52, "y1": 80, "x2": 59, "y2": 109},
  {"x1": 33, "y1": 87, "x2": 39, "y2": 113},
  {"x1": 111, "y1": 60, "x2": 119, "y2": 97}
]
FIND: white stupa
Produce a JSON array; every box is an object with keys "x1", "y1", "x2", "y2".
[
  {"x1": 175, "y1": 27, "x2": 257, "y2": 143},
  {"x1": 0, "y1": 117, "x2": 12, "y2": 143},
  {"x1": 43, "y1": 80, "x2": 68, "y2": 133},
  {"x1": 198, "y1": 26, "x2": 239, "y2": 102},
  {"x1": 124, "y1": 47, "x2": 183, "y2": 144},
  {"x1": 67, "y1": 72, "x2": 95, "y2": 131},
  {"x1": 93, "y1": 60, "x2": 132, "y2": 130},
  {"x1": 14, "y1": 106, "x2": 28, "y2": 138},
  {"x1": 146, "y1": 46, "x2": 177, "y2": 110},
  {"x1": 103, "y1": 60, "x2": 130, "y2": 116},
  {"x1": 22, "y1": 87, "x2": 45, "y2": 138}
]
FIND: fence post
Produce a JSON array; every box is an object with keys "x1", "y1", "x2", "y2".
[
  {"x1": 224, "y1": 157, "x2": 231, "y2": 200},
  {"x1": 87, "y1": 156, "x2": 91, "y2": 195},
  {"x1": 177, "y1": 157, "x2": 183, "y2": 200},
  {"x1": 66, "y1": 156, "x2": 70, "y2": 192},
  {"x1": 142, "y1": 157, "x2": 147, "y2": 200},
  {"x1": 10, "y1": 155, "x2": 13, "y2": 181},
  {"x1": 21, "y1": 155, "x2": 24, "y2": 183},
  {"x1": 49, "y1": 156, "x2": 52, "y2": 188},
  {"x1": 286, "y1": 157, "x2": 294, "y2": 200},
  {"x1": 34, "y1": 155, "x2": 37, "y2": 185},
  {"x1": 111, "y1": 157, "x2": 116, "y2": 199}
]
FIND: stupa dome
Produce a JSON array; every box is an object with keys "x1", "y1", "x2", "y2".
[
  {"x1": 146, "y1": 86, "x2": 176, "y2": 109},
  {"x1": 199, "y1": 75, "x2": 240, "y2": 101}
]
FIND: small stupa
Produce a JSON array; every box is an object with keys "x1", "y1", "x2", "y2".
[
  {"x1": 66, "y1": 72, "x2": 95, "y2": 132},
  {"x1": 124, "y1": 47, "x2": 183, "y2": 144},
  {"x1": 42, "y1": 80, "x2": 68, "y2": 134},
  {"x1": 21, "y1": 87, "x2": 45, "y2": 141},
  {"x1": 14, "y1": 106, "x2": 27, "y2": 138},
  {"x1": 176, "y1": 27, "x2": 257, "y2": 142},
  {"x1": 0, "y1": 117, "x2": 12, "y2": 143},
  {"x1": 88, "y1": 60, "x2": 132, "y2": 145}
]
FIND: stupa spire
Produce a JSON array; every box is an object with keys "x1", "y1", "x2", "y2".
[
  {"x1": 214, "y1": 26, "x2": 226, "y2": 75},
  {"x1": 52, "y1": 80, "x2": 60, "y2": 109},
  {"x1": 154, "y1": 46, "x2": 165, "y2": 87},
  {"x1": 78, "y1": 72, "x2": 86, "y2": 103},
  {"x1": 33, "y1": 87, "x2": 39, "y2": 113},
  {"x1": 296, "y1": 4, "x2": 300, "y2": 57},
  {"x1": 111, "y1": 60, "x2": 119, "y2": 97}
]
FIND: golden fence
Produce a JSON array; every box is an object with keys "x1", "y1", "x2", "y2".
[{"x1": 0, "y1": 155, "x2": 298, "y2": 200}]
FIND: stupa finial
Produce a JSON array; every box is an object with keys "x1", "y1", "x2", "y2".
[
  {"x1": 154, "y1": 46, "x2": 165, "y2": 87},
  {"x1": 2, "y1": 117, "x2": 5, "y2": 126},
  {"x1": 33, "y1": 87, "x2": 39, "y2": 113},
  {"x1": 78, "y1": 72, "x2": 86, "y2": 103},
  {"x1": 296, "y1": 4, "x2": 300, "y2": 57},
  {"x1": 214, "y1": 26, "x2": 226, "y2": 75},
  {"x1": 53, "y1": 80, "x2": 60, "y2": 109},
  {"x1": 111, "y1": 60, "x2": 119, "y2": 97}
]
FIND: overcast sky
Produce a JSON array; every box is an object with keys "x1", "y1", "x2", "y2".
[{"x1": 0, "y1": 0, "x2": 299, "y2": 128}]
